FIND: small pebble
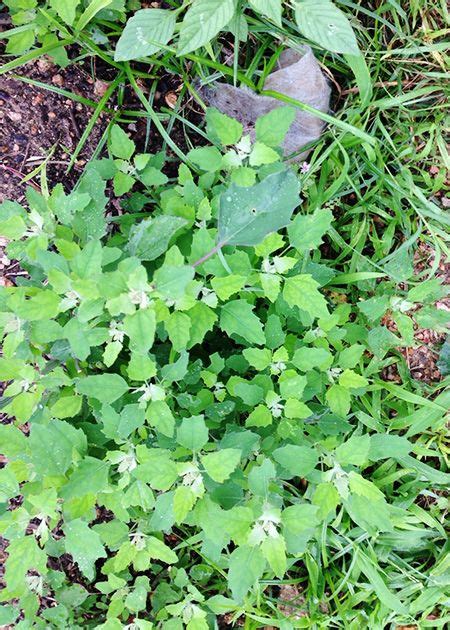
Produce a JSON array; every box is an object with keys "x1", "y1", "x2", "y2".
[
  {"x1": 52, "y1": 74, "x2": 64, "y2": 86},
  {"x1": 7, "y1": 111, "x2": 22, "y2": 122}
]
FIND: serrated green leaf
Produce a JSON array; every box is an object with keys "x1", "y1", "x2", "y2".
[
  {"x1": 220, "y1": 300, "x2": 265, "y2": 345},
  {"x1": 283, "y1": 274, "x2": 329, "y2": 319},
  {"x1": 273, "y1": 444, "x2": 318, "y2": 477},
  {"x1": 288, "y1": 208, "x2": 333, "y2": 252},
  {"x1": 110, "y1": 124, "x2": 135, "y2": 160},
  {"x1": 64, "y1": 519, "x2": 106, "y2": 580},
  {"x1": 201, "y1": 448, "x2": 241, "y2": 482},
  {"x1": 206, "y1": 108, "x2": 243, "y2": 146},
  {"x1": 228, "y1": 545, "x2": 265, "y2": 602},
  {"x1": 255, "y1": 106, "x2": 296, "y2": 146}
]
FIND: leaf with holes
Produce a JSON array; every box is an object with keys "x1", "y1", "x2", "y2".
[
  {"x1": 177, "y1": 0, "x2": 237, "y2": 55},
  {"x1": 218, "y1": 170, "x2": 300, "y2": 246},
  {"x1": 115, "y1": 9, "x2": 176, "y2": 61},
  {"x1": 294, "y1": 0, "x2": 359, "y2": 55}
]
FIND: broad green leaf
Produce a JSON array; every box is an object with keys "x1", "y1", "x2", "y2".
[
  {"x1": 50, "y1": 0, "x2": 81, "y2": 26},
  {"x1": 3, "y1": 535, "x2": 47, "y2": 599},
  {"x1": 154, "y1": 265, "x2": 195, "y2": 300},
  {"x1": 326, "y1": 384, "x2": 351, "y2": 417},
  {"x1": 312, "y1": 482, "x2": 340, "y2": 519},
  {"x1": 281, "y1": 503, "x2": 319, "y2": 534},
  {"x1": 64, "y1": 519, "x2": 106, "y2": 580},
  {"x1": 292, "y1": 346, "x2": 333, "y2": 371},
  {"x1": 135, "y1": 448, "x2": 178, "y2": 491},
  {"x1": 177, "y1": 0, "x2": 237, "y2": 55},
  {"x1": 15, "y1": 290, "x2": 61, "y2": 321},
  {"x1": 246, "y1": 404, "x2": 272, "y2": 428},
  {"x1": 288, "y1": 208, "x2": 333, "y2": 252},
  {"x1": 369, "y1": 434, "x2": 412, "y2": 461},
  {"x1": 335, "y1": 434, "x2": 370, "y2": 466},
  {"x1": 177, "y1": 415, "x2": 208, "y2": 451},
  {"x1": 173, "y1": 485, "x2": 197, "y2": 523},
  {"x1": 76, "y1": 373, "x2": 128, "y2": 403},
  {"x1": 243, "y1": 347, "x2": 272, "y2": 370},
  {"x1": 249, "y1": 0, "x2": 282, "y2": 25},
  {"x1": 166, "y1": 311, "x2": 191, "y2": 351},
  {"x1": 61, "y1": 457, "x2": 110, "y2": 500},
  {"x1": 218, "y1": 170, "x2": 300, "y2": 246},
  {"x1": 109, "y1": 124, "x2": 135, "y2": 160},
  {"x1": 261, "y1": 535, "x2": 286, "y2": 578},
  {"x1": 211, "y1": 274, "x2": 246, "y2": 300},
  {"x1": 188, "y1": 302, "x2": 217, "y2": 348},
  {"x1": 283, "y1": 274, "x2": 329, "y2": 319},
  {"x1": 29, "y1": 419, "x2": 86, "y2": 476},
  {"x1": 187, "y1": 146, "x2": 223, "y2": 172},
  {"x1": 0, "y1": 468, "x2": 19, "y2": 502},
  {"x1": 249, "y1": 142, "x2": 280, "y2": 166},
  {"x1": 146, "y1": 536, "x2": 178, "y2": 564},
  {"x1": 294, "y1": 0, "x2": 360, "y2": 55},
  {"x1": 255, "y1": 107, "x2": 296, "y2": 146},
  {"x1": 147, "y1": 400, "x2": 175, "y2": 437},
  {"x1": 338, "y1": 368, "x2": 368, "y2": 389},
  {"x1": 201, "y1": 448, "x2": 241, "y2": 482},
  {"x1": 248, "y1": 457, "x2": 276, "y2": 496},
  {"x1": 206, "y1": 108, "x2": 243, "y2": 146},
  {"x1": 228, "y1": 545, "x2": 266, "y2": 602},
  {"x1": 127, "y1": 215, "x2": 187, "y2": 261},
  {"x1": 273, "y1": 444, "x2": 318, "y2": 477},
  {"x1": 123, "y1": 308, "x2": 156, "y2": 353},
  {"x1": 118, "y1": 404, "x2": 146, "y2": 439},
  {"x1": 114, "y1": 9, "x2": 176, "y2": 61},
  {"x1": 220, "y1": 300, "x2": 265, "y2": 345}
]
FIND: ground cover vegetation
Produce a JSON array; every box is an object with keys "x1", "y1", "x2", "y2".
[{"x1": 0, "y1": 1, "x2": 449, "y2": 628}]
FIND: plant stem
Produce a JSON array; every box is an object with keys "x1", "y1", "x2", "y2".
[{"x1": 192, "y1": 242, "x2": 225, "y2": 268}]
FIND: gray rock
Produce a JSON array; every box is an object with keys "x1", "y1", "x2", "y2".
[{"x1": 200, "y1": 47, "x2": 331, "y2": 161}]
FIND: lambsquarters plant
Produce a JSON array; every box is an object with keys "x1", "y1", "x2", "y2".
[{"x1": 0, "y1": 107, "x2": 448, "y2": 629}]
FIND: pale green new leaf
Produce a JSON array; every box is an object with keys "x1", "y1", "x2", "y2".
[
  {"x1": 283, "y1": 274, "x2": 329, "y2": 319},
  {"x1": 261, "y1": 535, "x2": 286, "y2": 577},
  {"x1": 50, "y1": 0, "x2": 80, "y2": 26},
  {"x1": 109, "y1": 124, "x2": 135, "y2": 160},
  {"x1": 201, "y1": 448, "x2": 241, "y2": 482},
  {"x1": 255, "y1": 107, "x2": 296, "y2": 146}
]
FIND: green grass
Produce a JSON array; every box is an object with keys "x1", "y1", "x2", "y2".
[{"x1": 0, "y1": 1, "x2": 449, "y2": 628}]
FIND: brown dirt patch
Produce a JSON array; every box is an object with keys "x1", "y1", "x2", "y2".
[{"x1": 0, "y1": 58, "x2": 110, "y2": 204}]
